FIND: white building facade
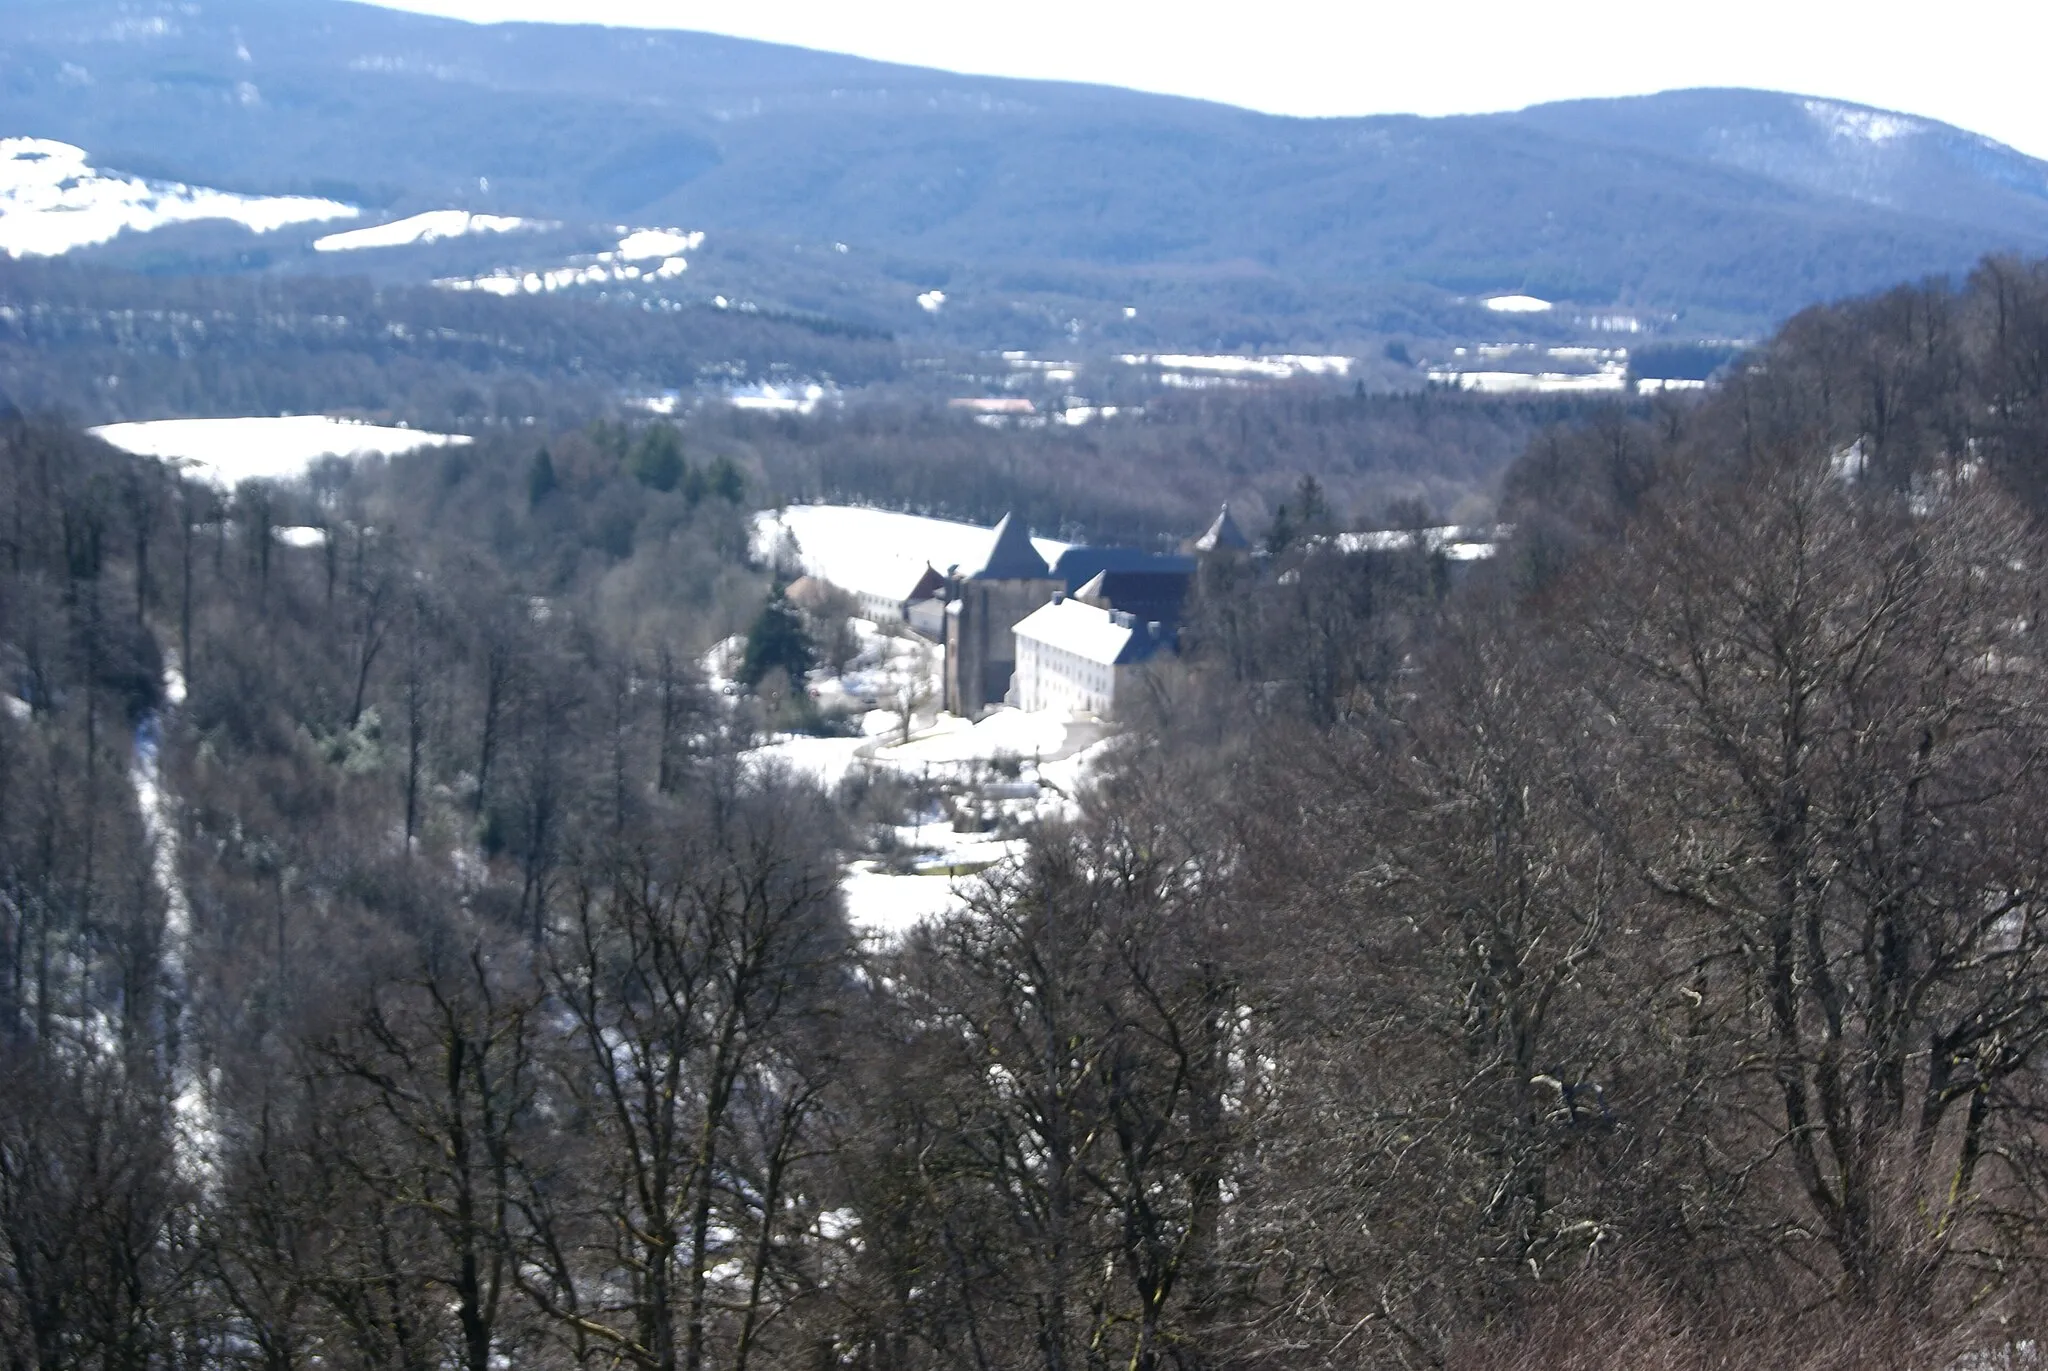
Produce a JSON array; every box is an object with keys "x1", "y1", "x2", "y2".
[{"x1": 1010, "y1": 595, "x2": 1169, "y2": 718}]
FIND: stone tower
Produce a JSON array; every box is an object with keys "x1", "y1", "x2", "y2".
[{"x1": 943, "y1": 513, "x2": 1064, "y2": 718}]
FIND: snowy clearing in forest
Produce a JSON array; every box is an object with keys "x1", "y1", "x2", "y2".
[
  {"x1": 433, "y1": 227, "x2": 701, "y2": 295},
  {"x1": 1, "y1": 137, "x2": 357, "y2": 257},
  {"x1": 314, "y1": 210, "x2": 547, "y2": 252},
  {"x1": 616, "y1": 228, "x2": 704, "y2": 260},
  {"x1": 90, "y1": 416, "x2": 470, "y2": 485}
]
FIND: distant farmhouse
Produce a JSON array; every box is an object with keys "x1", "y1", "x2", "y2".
[{"x1": 756, "y1": 504, "x2": 1248, "y2": 720}]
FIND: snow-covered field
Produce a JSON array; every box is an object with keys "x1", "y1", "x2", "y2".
[
  {"x1": 754, "y1": 505, "x2": 1071, "y2": 602},
  {"x1": 90, "y1": 416, "x2": 471, "y2": 485},
  {"x1": 730, "y1": 382, "x2": 832, "y2": 415},
  {"x1": 616, "y1": 228, "x2": 704, "y2": 260},
  {"x1": 314, "y1": 210, "x2": 547, "y2": 252},
  {"x1": 1120, "y1": 352, "x2": 1354, "y2": 381},
  {"x1": 1, "y1": 138, "x2": 358, "y2": 258},
  {"x1": 1483, "y1": 294, "x2": 1554, "y2": 313},
  {"x1": 1429, "y1": 369, "x2": 1630, "y2": 395}
]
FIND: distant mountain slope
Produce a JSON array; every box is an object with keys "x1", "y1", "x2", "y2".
[
  {"x1": 5, "y1": 0, "x2": 2047, "y2": 334},
  {"x1": 1506, "y1": 89, "x2": 2048, "y2": 241}
]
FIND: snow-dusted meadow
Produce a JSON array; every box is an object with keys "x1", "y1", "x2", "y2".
[
  {"x1": 89, "y1": 416, "x2": 471, "y2": 485},
  {"x1": 0, "y1": 137, "x2": 358, "y2": 257}
]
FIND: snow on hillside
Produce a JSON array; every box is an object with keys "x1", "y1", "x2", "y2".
[
  {"x1": 729, "y1": 382, "x2": 832, "y2": 415},
  {"x1": 1484, "y1": 294, "x2": 1554, "y2": 312},
  {"x1": 616, "y1": 228, "x2": 704, "y2": 260},
  {"x1": 753, "y1": 505, "x2": 1071, "y2": 602},
  {"x1": 0, "y1": 138, "x2": 357, "y2": 258},
  {"x1": 1803, "y1": 100, "x2": 1922, "y2": 145},
  {"x1": 90, "y1": 416, "x2": 470, "y2": 485},
  {"x1": 438, "y1": 253, "x2": 689, "y2": 294},
  {"x1": 436, "y1": 227, "x2": 703, "y2": 295},
  {"x1": 314, "y1": 210, "x2": 550, "y2": 252}
]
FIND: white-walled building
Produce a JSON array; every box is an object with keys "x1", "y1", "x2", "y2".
[{"x1": 1011, "y1": 593, "x2": 1172, "y2": 718}]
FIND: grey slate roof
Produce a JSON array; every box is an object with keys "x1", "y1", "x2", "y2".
[
  {"x1": 1052, "y1": 546, "x2": 1196, "y2": 587},
  {"x1": 970, "y1": 513, "x2": 1054, "y2": 580}
]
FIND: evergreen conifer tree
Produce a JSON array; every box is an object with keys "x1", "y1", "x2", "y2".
[{"x1": 739, "y1": 587, "x2": 815, "y2": 688}]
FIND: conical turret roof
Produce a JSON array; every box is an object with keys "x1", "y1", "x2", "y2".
[
  {"x1": 1195, "y1": 504, "x2": 1250, "y2": 552},
  {"x1": 971, "y1": 512, "x2": 1053, "y2": 580}
]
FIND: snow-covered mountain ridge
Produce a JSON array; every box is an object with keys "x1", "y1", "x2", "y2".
[{"x1": 9, "y1": 0, "x2": 2048, "y2": 334}]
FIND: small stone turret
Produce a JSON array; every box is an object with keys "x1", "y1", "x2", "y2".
[{"x1": 1189, "y1": 504, "x2": 1251, "y2": 556}]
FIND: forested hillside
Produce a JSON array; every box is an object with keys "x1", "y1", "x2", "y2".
[
  {"x1": 9, "y1": 0, "x2": 2048, "y2": 339},
  {"x1": 11, "y1": 253, "x2": 2048, "y2": 1370},
  {"x1": 0, "y1": 257, "x2": 901, "y2": 427}
]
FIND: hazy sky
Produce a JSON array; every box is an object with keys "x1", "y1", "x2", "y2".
[{"x1": 359, "y1": 1, "x2": 2048, "y2": 159}]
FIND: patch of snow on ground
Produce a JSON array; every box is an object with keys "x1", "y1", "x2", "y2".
[
  {"x1": 1039, "y1": 734, "x2": 1118, "y2": 799},
  {"x1": 1338, "y1": 525, "x2": 1502, "y2": 562},
  {"x1": 617, "y1": 228, "x2": 705, "y2": 260},
  {"x1": 1121, "y1": 353, "x2": 1353, "y2": 380},
  {"x1": 0, "y1": 137, "x2": 358, "y2": 258},
  {"x1": 917, "y1": 290, "x2": 947, "y2": 313},
  {"x1": 841, "y1": 861, "x2": 982, "y2": 940},
  {"x1": 90, "y1": 416, "x2": 471, "y2": 485},
  {"x1": 876, "y1": 708, "x2": 1074, "y2": 769},
  {"x1": 131, "y1": 655, "x2": 217, "y2": 1184},
  {"x1": 747, "y1": 734, "x2": 871, "y2": 791},
  {"x1": 435, "y1": 230, "x2": 699, "y2": 297},
  {"x1": 314, "y1": 210, "x2": 547, "y2": 252},
  {"x1": 439, "y1": 254, "x2": 686, "y2": 295},
  {"x1": 1428, "y1": 369, "x2": 1627, "y2": 395},
  {"x1": 730, "y1": 383, "x2": 832, "y2": 415},
  {"x1": 1803, "y1": 100, "x2": 1921, "y2": 144},
  {"x1": 1483, "y1": 294, "x2": 1554, "y2": 313}
]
